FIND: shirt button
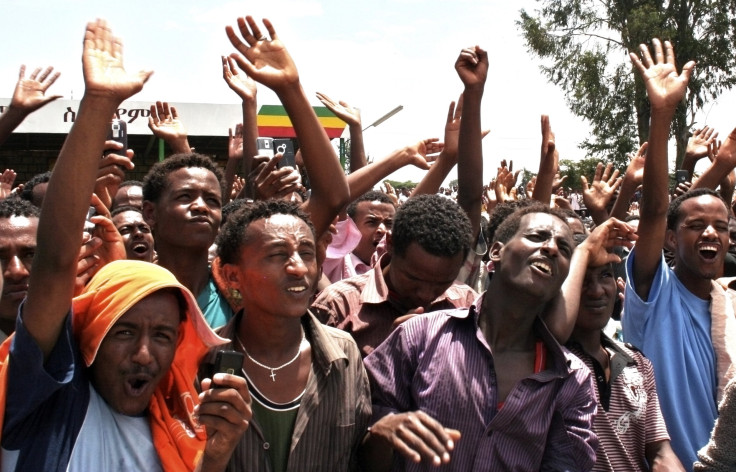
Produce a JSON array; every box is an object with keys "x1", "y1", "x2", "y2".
[{"x1": 263, "y1": 442, "x2": 270, "y2": 450}]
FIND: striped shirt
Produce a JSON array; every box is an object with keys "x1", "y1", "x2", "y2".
[
  {"x1": 364, "y1": 294, "x2": 598, "y2": 471},
  {"x1": 200, "y1": 310, "x2": 372, "y2": 471},
  {"x1": 312, "y1": 254, "x2": 477, "y2": 357},
  {"x1": 568, "y1": 336, "x2": 670, "y2": 472}
]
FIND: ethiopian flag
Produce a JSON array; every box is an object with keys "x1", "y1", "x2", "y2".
[{"x1": 257, "y1": 105, "x2": 346, "y2": 139}]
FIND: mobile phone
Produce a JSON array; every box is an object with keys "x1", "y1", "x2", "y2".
[
  {"x1": 84, "y1": 206, "x2": 96, "y2": 234},
  {"x1": 256, "y1": 137, "x2": 274, "y2": 158},
  {"x1": 104, "y1": 119, "x2": 128, "y2": 156},
  {"x1": 214, "y1": 350, "x2": 244, "y2": 378},
  {"x1": 675, "y1": 169, "x2": 689, "y2": 184},
  {"x1": 273, "y1": 139, "x2": 296, "y2": 168}
]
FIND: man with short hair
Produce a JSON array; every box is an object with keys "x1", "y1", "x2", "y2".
[
  {"x1": 0, "y1": 19, "x2": 249, "y2": 472},
  {"x1": 622, "y1": 38, "x2": 736, "y2": 466},
  {"x1": 0, "y1": 198, "x2": 39, "y2": 339},
  {"x1": 312, "y1": 194, "x2": 477, "y2": 356},
  {"x1": 322, "y1": 190, "x2": 395, "y2": 283},
  {"x1": 361, "y1": 205, "x2": 634, "y2": 470},
  {"x1": 111, "y1": 205, "x2": 154, "y2": 262},
  {"x1": 142, "y1": 153, "x2": 233, "y2": 328}
]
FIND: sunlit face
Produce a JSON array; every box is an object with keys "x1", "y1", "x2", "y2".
[
  {"x1": 225, "y1": 215, "x2": 319, "y2": 320},
  {"x1": 387, "y1": 241, "x2": 465, "y2": 311},
  {"x1": 89, "y1": 291, "x2": 181, "y2": 416},
  {"x1": 143, "y1": 167, "x2": 222, "y2": 251},
  {"x1": 113, "y1": 210, "x2": 154, "y2": 262},
  {"x1": 352, "y1": 201, "x2": 395, "y2": 264},
  {"x1": 668, "y1": 195, "x2": 729, "y2": 283},
  {"x1": 0, "y1": 216, "x2": 38, "y2": 323},
  {"x1": 575, "y1": 264, "x2": 617, "y2": 332},
  {"x1": 493, "y1": 212, "x2": 574, "y2": 302}
]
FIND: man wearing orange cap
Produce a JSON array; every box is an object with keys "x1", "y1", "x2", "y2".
[{"x1": 0, "y1": 19, "x2": 250, "y2": 472}]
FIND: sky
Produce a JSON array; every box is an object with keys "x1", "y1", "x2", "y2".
[{"x1": 1, "y1": 0, "x2": 734, "y2": 185}]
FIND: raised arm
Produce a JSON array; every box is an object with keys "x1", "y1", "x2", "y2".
[
  {"x1": 226, "y1": 16, "x2": 349, "y2": 236},
  {"x1": 222, "y1": 55, "x2": 259, "y2": 198},
  {"x1": 347, "y1": 138, "x2": 437, "y2": 201},
  {"x1": 317, "y1": 92, "x2": 367, "y2": 172},
  {"x1": 411, "y1": 99, "x2": 460, "y2": 197},
  {"x1": 544, "y1": 218, "x2": 638, "y2": 343},
  {"x1": 610, "y1": 142, "x2": 647, "y2": 220},
  {"x1": 532, "y1": 115, "x2": 558, "y2": 204},
  {"x1": 629, "y1": 39, "x2": 694, "y2": 300},
  {"x1": 24, "y1": 19, "x2": 152, "y2": 359},
  {"x1": 692, "y1": 130, "x2": 736, "y2": 193},
  {"x1": 0, "y1": 65, "x2": 62, "y2": 147},
  {"x1": 455, "y1": 46, "x2": 488, "y2": 242}
]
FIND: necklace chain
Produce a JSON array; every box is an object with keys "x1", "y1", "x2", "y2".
[{"x1": 235, "y1": 330, "x2": 306, "y2": 382}]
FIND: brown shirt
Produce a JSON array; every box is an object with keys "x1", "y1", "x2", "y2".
[
  {"x1": 312, "y1": 254, "x2": 478, "y2": 357},
  {"x1": 200, "y1": 311, "x2": 371, "y2": 471}
]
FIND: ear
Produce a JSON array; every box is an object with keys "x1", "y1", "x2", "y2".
[
  {"x1": 385, "y1": 232, "x2": 393, "y2": 255},
  {"x1": 142, "y1": 200, "x2": 156, "y2": 231},
  {"x1": 664, "y1": 228, "x2": 677, "y2": 252},
  {"x1": 489, "y1": 241, "x2": 504, "y2": 263},
  {"x1": 221, "y1": 263, "x2": 242, "y2": 290}
]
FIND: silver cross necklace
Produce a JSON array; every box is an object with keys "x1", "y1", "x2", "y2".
[{"x1": 235, "y1": 330, "x2": 306, "y2": 382}]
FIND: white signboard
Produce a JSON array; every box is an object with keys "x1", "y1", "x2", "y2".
[{"x1": 0, "y1": 99, "x2": 242, "y2": 136}]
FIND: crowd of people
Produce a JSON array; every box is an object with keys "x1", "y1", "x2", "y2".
[{"x1": 0, "y1": 12, "x2": 735, "y2": 472}]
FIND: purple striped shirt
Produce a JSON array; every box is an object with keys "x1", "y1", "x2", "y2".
[{"x1": 364, "y1": 294, "x2": 598, "y2": 471}]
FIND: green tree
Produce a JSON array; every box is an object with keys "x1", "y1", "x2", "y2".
[{"x1": 518, "y1": 0, "x2": 736, "y2": 169}]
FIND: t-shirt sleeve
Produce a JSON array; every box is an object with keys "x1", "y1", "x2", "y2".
[
  {"x1": 623, "y1": 250, "x2": 667, "y2": 347},
  {"x1": 3, "y1": 308, "x2": 77, "y2": 436}
]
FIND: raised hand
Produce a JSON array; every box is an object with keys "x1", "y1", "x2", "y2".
[
  {"x1": 624, "y1": 142, "x2": 648, "y2": 186},
  {"x1": 228, "y1": 124, "x2": 244, "y2": 160},
  {"x1": 222, "y1": 55, "x2": 257, "y2": 102},
  {"x1": 147, "y1": 101, "x2": 191, "y2": 153},
  {"x1": 455, "y1": 45, "x2": 488, "y2": 90},
  {"x1": 629, "y1": 39, "x2": 694, "y2": 112},
  {"x1": 316, "y1": 92, "x2": 361, "y2": 127},
  {"x1": 11, "y1": 65, "x2": 62, "y2": 113},
  {"x1": 0, "y1": 169, "x2": 17, "y2": 199},
  {"x1": 225, "y1": 16, "x2": 298, "y2": 93},
  {"x1": 581, "y1": 162, "x2": 622, "y2": 216},
  {"x1": 495, "y1": 160, "x2": 520, "y2": 203},
  {"x1": 82, "y1": 19, "x2": 152, "y2": 101},
  {"x1": 687, "y1": 126, "x2": 718, "y2": 159}
]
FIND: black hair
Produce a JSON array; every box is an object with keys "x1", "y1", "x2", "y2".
[
  {"x1": 346, "y1": 190, "x2": 395, "y2": 219},
  {"x1": 666, "y1": 188, "x2": 726, "y2": 231},
  {"x1": 216, "y1": 200, "x2": 315, "y2": 264},
  {"x1": 221, "y1": 198, "x2": 254, "y2": 226},
  {"x1": 0, "y1": 197, "x2": 41, "y2": 218},
  {"x1": 142, "y1": 153, "x2": 225, "y2": 203},
  {"x1": 391, "y1": 194, "x2": 471, "y2": 259},
  {"x1": 486, "y1": 200, "x2": 547, "y2": 244},
  {"x1": 20, "y1": 171, "x2": 52, "y2": 205}
]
